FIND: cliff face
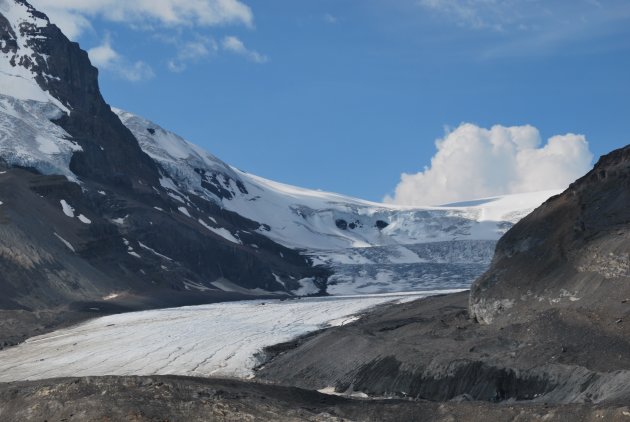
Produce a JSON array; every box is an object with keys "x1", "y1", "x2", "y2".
[
  {"x1": 1, "y1": 0, "x2": 159, "y2": 188},
  {"x1": 470, "y1": 145, "x2": 630, "y2": 324}
]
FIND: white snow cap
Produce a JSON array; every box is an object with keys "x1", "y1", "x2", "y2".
[
  {"x1": 117, "y1": 109, "x2": 561, "y2": 252},
  {"x1": 0, "y1": 1, "x2": 82, "y2": 180},
  {"x1": 0, "y1": 0, "x2": 68, "y2": 112}
]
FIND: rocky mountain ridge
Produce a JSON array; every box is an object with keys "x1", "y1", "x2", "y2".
[
  {"x1": 0, "y1": 0, "x2": 558, "y2": 325},
  {"x1": 116, "y1": 108, "x2": 558, "y2": 295},
  {"x1": 0, "y1": 0, "x2": 327, "y2": 345},
  {"x1": 470, "y1": 144, "x2": 630, "y2": 324}
]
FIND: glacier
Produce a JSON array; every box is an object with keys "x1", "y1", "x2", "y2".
[
  {"x1": 115, "y1": 109, "x2": 559, "y2": 294},
  {"x1": 0, "y1": 290, "x2": 463, "y2": 382}
]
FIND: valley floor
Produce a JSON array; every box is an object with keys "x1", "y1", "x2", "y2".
[{"x1": 2, "y1": 290, "x2": 630, "y2": 420}]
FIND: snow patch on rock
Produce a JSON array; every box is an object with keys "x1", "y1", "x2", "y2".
[
  {"x1": 0, "y1": 96, "x2": 80, "y2": 180},
  {"x1": 53, "y1": 232, "x2": 74, "y2": 252},
  {"x1": 177, "y1": 206, "x2": 191, "y2": 217},
  {"x1": 77, "y1": 214, "x2": 91, "y2": 224},
  {"x1": 59, "y1": 199, "x2": 74, "y2": 217}
]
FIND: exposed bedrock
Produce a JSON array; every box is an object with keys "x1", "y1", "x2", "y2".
[
  {"x1": 281, "y1": 153, "x2": 630, "y2": 403},
  {"x1": 257, "y1": 289, "x2": 630, "y2": 404},
  {"x1": 0, "y1": 166, "x2": 328, "y2": 345},
  {"x1": 470, "y1": 144, "x2": 630, "y2": 325}
]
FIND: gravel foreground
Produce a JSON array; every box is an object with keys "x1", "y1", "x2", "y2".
[{"x1": 2, "y1": 376, "x2": 630, "y2": 422}]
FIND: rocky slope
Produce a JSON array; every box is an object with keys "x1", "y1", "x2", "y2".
[
  {"x1": 470, "y1": 144, "x2": 630, "y2": 324},
  {"x1": 0, "y1": 165, "x2": 325, "y2": 346},
  {"x1": 257, "y1": 289, "x2": 630, "y2": 405},
  {"x1": 256, "y1": 145, "x2": 630, "y2": 407}
]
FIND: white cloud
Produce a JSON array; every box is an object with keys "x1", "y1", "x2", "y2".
[
  {"x1": 385, "y1": 123, "x2": 593, "y2": 206},
  {"x1": 222, "y1": 36, "x2": 268, "y2": 63},
  {"x1": 167, "y1": 37, "x2": 218, "y2": 72},
  {"x1": 418, "y1": 0, "x2": 630, "y2": 38},
  {"x1": 30, "y1": 0, "x2": 254, "y2": 39},
  {"x1": 41, "y1": 8, "x2": 93, "y2": 40},
  {"x1": 88, "y1": 36, "x2": 155, "y2": 81},
  {"x1": 88, "y1": 37, "x2": 118, "y2": 67},
  {"x1": 418, "y1": 0, "x2": 508, "y2": 30},
  {"x1": 417, "y1": 0, "x2": 573, "y2": 31},
  {"x1": 324, "y1": 13, "x2": 338, "y2": 24},
  {"x1": 29, "y1": 0, "x2": 260, "y2": 75},
  {"x1": 167, "y1": 60, "x2": 187, "y2": 73},
  {"x1": 116, "y1": 61, "x2": 155, "y2": 82}
]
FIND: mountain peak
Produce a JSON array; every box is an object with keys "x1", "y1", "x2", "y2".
[
  {"x1": 0, "y1": 0, "x2": 163, "y2": 188},
  {"x1": 0, "y1": 0, "x2": 67, "y2": 110}
]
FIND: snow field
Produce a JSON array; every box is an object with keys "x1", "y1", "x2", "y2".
[{"x1": 0, "y1": 291, "x2": 462, "y2": 382}]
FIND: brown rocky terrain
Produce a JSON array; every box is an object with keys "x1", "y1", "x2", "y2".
[
  {"x1": 470, "y1": 145, "x2": 630, "y2": 325},
  {"x1": 255, "y1": 145, "x2": 630, "y2": 409},
  {"x1": 2, "y1": 376, "x2": 630, "y2": 422}
]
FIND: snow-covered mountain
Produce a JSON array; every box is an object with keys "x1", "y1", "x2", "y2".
[
  {"x1": 0, "y1": 0, "x2": 559, "y2": 306},
  {"x1": 116, "y1": 109, "x2": 559, "y2": 294},
  {"x1": 117, "y1": 110, "x2": 554, "y2": 250},
  {"x1": 0, "y1": 0, "x2": 329, "y2": 327},
  {"x1": 0, "y1": 0, "x2": 68, "y2": 110},
  {"x1": 0, "y1": 0, "x2": 78, "y2": 178}
]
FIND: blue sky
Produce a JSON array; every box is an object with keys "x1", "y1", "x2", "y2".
[{"x1": 31, "y1": 0, "x2": 630, "y2": 203}]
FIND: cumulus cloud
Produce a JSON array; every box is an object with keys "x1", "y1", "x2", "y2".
[
  {"x1": 385, "y1": 123, "x2": 593, "y2": 206},
  {"x1": 222, "y1": 36, "x2": 269, "y2": 63},
  {"x1": 29, "y1": 0, "x2": 263, "y2": 75},
  {"x1": 88, "y1": 36, "x2": 155, "y2": 81},
  {"x1": 30, "y1": 0, "x2": 254, "y2": 38}
]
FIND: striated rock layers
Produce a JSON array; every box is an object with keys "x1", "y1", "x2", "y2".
[{"x1": 470, "y1": 145, "x2": 630, "y2": 324}]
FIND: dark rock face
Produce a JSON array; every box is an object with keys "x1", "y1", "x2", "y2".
[
  {"x1": 257, "y1": 291, "x2": 630, "y2": 405},
  {"x1": 0, "y1": 0, "x2": 329, "y2": 343},
  {"x1": 195, "y1": 168, "x2": 248, "y2": 200},
  {"x1": 335, "y1": 219, "x2": 363, "y2": 230},
  {"x1": 470, "y1": 145, "x2": 630, "y2": 324},
  {"x1": 335, "y1": 219, "x2": 348, "y2": 230},
  {"x1": 5, "y1": 1, "x2": 158, "y2": 189},
  {"x1": 375, "y1": 220, "x2": 389, "y2": 230},
  {"x1": 0, "y1": 167, "x2": 329, "y2": 342}
]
